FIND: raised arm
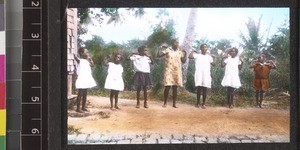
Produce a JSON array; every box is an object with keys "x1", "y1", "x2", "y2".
[
  {"x1": 188, "y1": 50, "x2": 195, "y2": 59},
  {"x1": 238, "y1": 56, "x2": 244, "y2": 70},
  {"x1": 88, "y1": 57, "x2": 95, "y2": 67},
  {"x1": 146, "y1": 53, "x2": 154, "y2": 65},
  {"x1": 250, "y1": 59, "x2": 258, "y2": 68},
  {"x1": 266, "y1": 60, "x2": 277, "y2": 69},
  {"x1": 210, "y1": 54, "x2": 216, "y2": 67},
  {"x1": 104, "y1": 56, "x2": 110, "y2": 67},
  {"x1": 74, "y1": 54, "x2": 80, "y2": 63},
  {"x1": 180, "y1": 49, "x2": 187, "y2": 63},
  {"x1": 128, "y1": 52, "x2": 139, "y2": 60},
  {"x1": 156, "y1": 47, "x2": 166, "y2": 57}
]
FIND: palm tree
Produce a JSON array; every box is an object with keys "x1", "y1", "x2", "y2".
[
  {"x1": 239, "y1": 16, "x2": 264, "y2": 58},
  {"x1": 181, "y1": 8, "x2": 198, "y2": 87}
]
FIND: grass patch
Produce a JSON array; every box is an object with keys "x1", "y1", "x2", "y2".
[{"x1": 68, "y1": 125, "x2": 81, "y2": 134}]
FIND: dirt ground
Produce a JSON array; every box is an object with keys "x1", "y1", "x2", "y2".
[{"x1": 68, "y1": 96, "x2": 289, "y2": 139}]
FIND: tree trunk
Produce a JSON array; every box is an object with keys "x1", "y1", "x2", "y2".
[{"x1": 181, "y1": 8, "x2": 198, "y2": 88}]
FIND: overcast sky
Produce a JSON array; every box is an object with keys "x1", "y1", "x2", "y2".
[{"x1": 82, "y1": 8, "x2": 289, "y2": 47}]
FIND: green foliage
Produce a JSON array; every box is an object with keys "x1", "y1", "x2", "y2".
[
  {"x1": 239, "y1": 16, "x2": 264, "y2": 54},
  {"x1": 147, "y1": 25, "x2": 174, "y2": 48},
  {"x1": 122, "y1": 51, "x2": 135, "y2": 90},
  {"x1": 186, "y1": 61, "x2": 195, "y2": 93},
  {"x1": 76, "y1": 11, "x2": 289, "y2": 109},
  {"x1": 150, "y1": 60, "x2": 165, "y2": 94},
  {"x1": 93, "y1": 65, "x2": 107, "y2": 90}
]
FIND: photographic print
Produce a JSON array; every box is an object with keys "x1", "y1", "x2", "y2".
[{"x1": 66, "y1": 7, "x2": 290, "y2": 145}]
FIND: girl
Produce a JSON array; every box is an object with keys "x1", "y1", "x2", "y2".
[
  {"x1": 129, "y1": 46, "x2": 153, "y2": 108},
  {"x1": 221, "y1": 47, "x2": 243, "y2": 109},
  {"x1": 104, "y1": 53, "x2": 124, "y2": 110},
  {"x1": 189, "y1": 44, "x2": 215, "y2": 109},
  {"x1": 250, "y1": 53, "x2": 276, "y2": 108},
  {"x1": 157, "y1": 39, "x2": 187, "y2": 108},
  {"x1": 74, "y1": 47, "x2": 97, "y2": 113}
]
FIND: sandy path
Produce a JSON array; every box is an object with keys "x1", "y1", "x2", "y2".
[{"x1": 68, "y1": 96, "x2": 289, "y2": 139}]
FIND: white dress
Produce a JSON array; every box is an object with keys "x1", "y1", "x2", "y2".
[
  {"x1": 75, "y1": 59, "x2": 97, "y2": 89},
  {"x1": 104, "y1": 62, "x2": 124, "y2": 91},
  {"x1": 221, "y1": 57, "x2": 242, "y2": 88},
  {"x1": 193, "y1": 53, "x2": 213, "y2": 88}
]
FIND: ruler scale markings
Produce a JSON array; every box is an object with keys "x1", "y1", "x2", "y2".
[
  {"x1": 23, "y1": 7, "x2": 41, "y2": 9},
  {"x1": 22, "y1": 103, "x2": 41, "y2": 105},
  {"x1": 23, "y1": 39, "x2": 41, "y2": 41},
  {"x1": 22, "y1": 0, "x2": 42, "y2": 149}
]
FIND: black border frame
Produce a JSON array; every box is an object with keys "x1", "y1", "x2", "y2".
[{"x1": 47, "y1": 0, "x2": 299, "y2": 149}]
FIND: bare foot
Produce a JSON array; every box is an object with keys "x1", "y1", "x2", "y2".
[
  {"x1": 144, "y1": 104, "x2": 149, "y2": 108},
  {"x1": 76, "y1": 109, "x2": 84, "y2": 113},
  {"x1": 82, "y1": 108, "x2": 89, "y2": 112},
  {"x1": 201, "y1": 105, "x2": 206, "y2": 109}
]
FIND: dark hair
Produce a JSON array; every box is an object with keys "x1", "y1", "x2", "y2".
[
  {"x1": 256, "y1": 53, "x2": 266, "y2": 59},
  {"x1": 114, "y1": 52, "x2": 122, "y2": 60},
  {"x1": 171, "y1": 38, "x2": 179, "y2": 44},
  {"x1": 231, "y1": 47, "x2": 238, "y2": 53},
  {"x1": 200, "y1": 44, "x2": 207, "y2": 49},
  {"x1": 138, "y1": 46, "x2": 147, "y2": 53},
  {"x1": 78, "y1": 47, "x2": 86, "y2": 56}
]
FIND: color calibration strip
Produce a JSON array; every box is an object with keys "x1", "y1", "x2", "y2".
[{"x1": 0, "y1": 1, "x2": 6, "y2": 150}]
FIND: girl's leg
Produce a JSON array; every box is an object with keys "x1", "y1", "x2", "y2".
[
  {"x1": 114, "y1": 90, "x2": 120, "y2": 109},
  {"x1": 202, "y1": 87, "x2": 207, "y2": 108},
  {"x1": 172, "y1": 86, "x2": 178, "y2": 108},
  {"x1": 76, "y1": 89, "x2": 83, "y2": 112},
  {"x1": 196, "y1": 86, "x2": 201, "y2": 107},
  {"x1": 82, "y1": 89, "x2": 88, "y2": 111},
  {"x1": 229, "y1": 87, "x2": 235, "y2": 108},
  {"x1": 255, "y1": 90, "x2": 259, "y2": 107},
  {"x1": 226, "y1": 87, "x2": 231, "y2": 108},
  {"x1": 109, "y1": 90, "x2": 114, "y2": 109},
  {"x1": 259, "y1": 90, "x2": 264, "y2": 108},
  {"x1": 136, "y1": 86, "x2": 141, "y2": 108},
  {"x1": 163, "y1": 86, "x2": 171, "y2": 107},
  {"x1": 143, "y1": 86, "x2": 148, "y2": 108}
]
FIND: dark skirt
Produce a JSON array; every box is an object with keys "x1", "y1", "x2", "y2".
[{"x1": 133, "y1": 72, "x2": 152, "y2": 87}]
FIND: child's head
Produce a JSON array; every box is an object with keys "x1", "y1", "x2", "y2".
[
  {"x1": 78, "y1": 47, "x2": 89, "y2": 59},
  {"x1": 228, "y1": 47, "x2": 238, "y2": 58},
  {"x1": 199, "y1": 44, "x2": 208, "y2": 54},
  {"x1": 257, "y1": 53, "x2": 266, "y2": 63},
  {"x1": 171, "y1": 38, "x2": 179, "y2": 49},
  {"x1": 113, "y1": 52, "x2": 122, "y2": 64},
  {"x1": 138, "y1": 46, "x2": 147, "y2": 56}
]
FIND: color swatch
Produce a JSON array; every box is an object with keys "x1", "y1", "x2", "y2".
[{"x1": 0, "y1": 2, "x2": 5, "y2": 150}]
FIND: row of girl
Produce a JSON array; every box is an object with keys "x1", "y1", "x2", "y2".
[{"x1": 74, "y1": 39, "x2": 276, "y2": 113}]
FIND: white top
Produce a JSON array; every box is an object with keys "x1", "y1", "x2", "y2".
[
  {"x1": 129, "y1": 55, "x2": 151, "y2": 73},
  {"x1": 193, "y1": 53, "x2": 213, "y2": 88},
  {"x1": 104, "y1": 62, "x2": 124, "y2": 91},
  {"x1": 75, "y1": 59, "x2": 97, "y2": 89},
  {"x1": 221, "y1": 57, "x2": 242, "y2": 88}
]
